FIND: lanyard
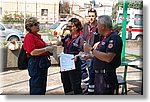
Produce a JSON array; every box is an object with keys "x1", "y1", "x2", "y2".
[
  {"x1": 97, "y1": 31, "x2": 113, "y2": 48},
  {"x1": 66, "y1": 34, "x2": 79, "y2": 53},
  {"x1": 87, "y1": 25, "x2": 97, "y2": 43}
]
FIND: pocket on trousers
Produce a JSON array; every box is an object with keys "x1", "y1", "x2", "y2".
[{"x1": 39, "y1": 56, "x2": 51, "y2": 69}]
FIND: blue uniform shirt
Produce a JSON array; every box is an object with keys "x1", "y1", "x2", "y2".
[{"x1": 93, "y1": 32, "x2": 123, "y2": 71}]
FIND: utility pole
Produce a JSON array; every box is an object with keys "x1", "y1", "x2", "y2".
[
  {"x1": 121, "y1": 0, "x2": 128, "y2": 61},
  {"x1": 121, "y1": 0, "x2": 128, "y2": 94}
]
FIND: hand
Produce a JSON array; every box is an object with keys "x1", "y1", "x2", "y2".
[
  {"x1": 83, "y1": 43, "x2": 92, "y2": 53},
  {"x1": 81, "y1": 55, "x2": 91, "y2": 60},
  {"x1": 44, "y1": 46, "x2": 53, "y2": 52},
  {"x1": 93, "y1": 42, "x2": 100, "y2": 49},
  {"x1": 71, "y1": 56, "x2": 77, "y2": 61}
]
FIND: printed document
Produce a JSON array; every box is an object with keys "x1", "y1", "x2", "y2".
[{"x1": 59, "y1": 53, "x2": 75, "y2": 72}]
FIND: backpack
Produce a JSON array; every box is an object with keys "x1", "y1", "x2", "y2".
[{"x1": 18, "y1": 45, "x2": 28, "y2": 70}]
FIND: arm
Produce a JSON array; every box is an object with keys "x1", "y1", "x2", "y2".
[
  {"x1": 30, "y1": 46, "x2": 53, "y2": 56},
  {"x1": 84, "y1": 43, "x2": 116, "y2": 63},
  {"x1": 92, "y1": 49, "x2": 116, "y2": 63}
]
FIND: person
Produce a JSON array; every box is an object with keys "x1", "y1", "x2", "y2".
[
  {"x1": 57, "y1": 18, "x2": 84, "y2": 95},
  {"x1": 84, "y1": 15, "x2": 123, "y2": 95},
  {"x1": 24, "y1": 17, "x2": 53, "y2": 95},
  {"x1": 81, "y1": 8, "x2": 102, "y2": 94}
]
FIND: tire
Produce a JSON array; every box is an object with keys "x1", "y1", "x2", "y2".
[
  {"x1": 136, "y1": 35, "x2": 143, "y2": 41},
  {"x1": 8, "y1": 36, "x2": 19, "y2": 41}
]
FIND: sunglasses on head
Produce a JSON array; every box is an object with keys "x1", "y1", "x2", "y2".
[{"x1": 88, "y1": 8, "x2": 96, "y2": 12}]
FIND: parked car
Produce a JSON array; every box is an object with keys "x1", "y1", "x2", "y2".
[
  {"x1": 49, "y1": 21, "x2": 70, "y2": 37},
  {"x1": 0, "y1": 22, "x2": 24, "y2": 41}
]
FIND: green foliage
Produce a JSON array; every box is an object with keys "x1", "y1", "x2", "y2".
[
  {"x1": 112, "y1": 1, "x2": 143, "y2": 21},
  {"x1": 1, "y1": 11, "x2": 24, "y2": 23}
]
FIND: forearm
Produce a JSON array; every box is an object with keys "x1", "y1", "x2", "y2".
[
  {"x1": 30, "y1": 48, "x2": 48, "y2": 56},
  {"x1": 92, "y1": 49, "x2": 116, "y2": 63}
]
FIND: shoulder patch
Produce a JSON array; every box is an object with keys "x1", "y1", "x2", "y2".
[{"x1": 108, "y1": 43, "x2": 113, "y2": 49}]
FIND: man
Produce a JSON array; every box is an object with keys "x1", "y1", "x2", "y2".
[
  {"x1": 81, "y1": 8, "x2": 102, "y2": 94},
  {"x1": 84, "y1": 15, "x2": 123, "y2": 95}
]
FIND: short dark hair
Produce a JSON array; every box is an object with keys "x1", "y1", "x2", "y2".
[
  {"x1": 88, "y1": 8, "x2": 97, "y2": 17},
  {"x1": 68, "y1": 18, "x2": 83, "y2": 32},
  {"x1": 25, "y1": 17, "x2": 38, "y2": 32}
]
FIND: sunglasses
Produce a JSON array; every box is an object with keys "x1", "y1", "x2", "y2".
[{"x1": 30, "y1": 22, "x2": 40, "y2": 27}]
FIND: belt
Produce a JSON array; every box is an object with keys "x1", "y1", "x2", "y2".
[{"x1": 95, "y1": 69, "x2": 114, "y2": 74}]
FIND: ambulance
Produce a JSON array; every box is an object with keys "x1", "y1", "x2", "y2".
[{"x1": 116, "y1": 8, "x2": 143, "y2": 41}]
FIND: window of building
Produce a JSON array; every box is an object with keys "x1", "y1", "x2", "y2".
[{"x1": 41, "y1": 9, "x2": 48, "y2": 16}]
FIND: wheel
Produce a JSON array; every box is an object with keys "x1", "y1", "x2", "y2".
[
  {"x1": 136, "y1": 35, "x2": 143, "y2": 41},
  {"x1": 8, "y1": 36, "x2": 19, "y2": 41}
]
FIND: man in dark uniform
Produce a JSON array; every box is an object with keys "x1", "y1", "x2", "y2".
[
  {"x1": 81, "y1": 8, "x2": 102, "y2": 94},
  {"x1": 84, "y1": 15, "x2": 123, "y2": 95}
]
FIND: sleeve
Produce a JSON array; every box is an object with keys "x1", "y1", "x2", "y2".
[
  {"x1": 81, "y1": 23, "x2": 88, "y2": 41},
  {"x1": 61, "y1": 34, "x2": 70, "y2": 47},
  {"x1": 24, "y1": 34, "x2": 35, "y2": 54},
  {"x1": 106, "y1": 35, "x2": 122, "y2": 53},
  {"x1": 78, "y1": 37, "x2": 84, "y2": 52}
]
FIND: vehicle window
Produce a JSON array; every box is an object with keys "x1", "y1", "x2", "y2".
[
  {"x1": 50, "y1": 22, "x2": 60, "y2": 29},
  {"x1": 134, "y1": 14, "x2": 143, "y2": 26},
  {"x1": 0, "y1": 24, "x2": 5, "y2": 31},
  {"x1": 61, "y1": 24, "x2": 67, "y2": 30},
  {"x1": 117, "y1": 13, "x2": 130, "y2": 24}
]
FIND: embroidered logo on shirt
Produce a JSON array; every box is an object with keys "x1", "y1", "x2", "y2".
[
  {"x1": 108, "y1": 44, "x2": 113, "y2": 49},
  {"x1": 73, "y1": 43, "x2": 79, "y2": 47},
  {"x1": 101, "y1": 42, "x2": 105, "y2": 45},
  {"x1": 109, "y1": 40, "x2": 114, "y2": 44}
]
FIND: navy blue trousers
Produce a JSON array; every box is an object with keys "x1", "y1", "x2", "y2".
[
  {"x1": 94, "y1": 72, "x2": 117, "y2": 95},
  {"x1": 61, "y1": 69, "x2": 82, "y2": 95},
  {"x1": 28, "y1": 57, "x2": 48, "y2": 95}
]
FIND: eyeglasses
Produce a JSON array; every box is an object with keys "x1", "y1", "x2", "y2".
[{"x1": 30, "y1": 22, "x2": 40, "y2": 27}]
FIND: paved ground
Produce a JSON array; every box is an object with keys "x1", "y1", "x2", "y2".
[
  {"x1": 0, "y1": 62, "x2": 142, "y2": 95},
  {"x1": 0, "y1": 43, "x2": 143, "y2": 95}
]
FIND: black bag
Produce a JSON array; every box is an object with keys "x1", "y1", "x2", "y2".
[
  {"x1": 39, "y1": 56, "x2": 51, "y2": 69},
  {"x1": 18, "y1": 45, "x2": 28, "y2": 70}
]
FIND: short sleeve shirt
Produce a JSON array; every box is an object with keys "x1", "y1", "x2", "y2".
[
  {"x1": 24, "y1": 32, "x2": 48, "y2": 56},
  {"x1": 93, "y1": 32, "x2": 123, "y2": 71}
]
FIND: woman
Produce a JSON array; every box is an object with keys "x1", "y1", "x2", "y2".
[
  {"x1": 58, "y1": 18, "x2": 84, "y2": 95},
  {"x1": 24, "y1": 17, "x2": 52, "y2": 95}
]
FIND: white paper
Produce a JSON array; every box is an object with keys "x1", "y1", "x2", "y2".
[{"x1": 59, "y1": 53, "x2": 76, "y2": 72}]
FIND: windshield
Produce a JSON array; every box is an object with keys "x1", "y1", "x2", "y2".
[
  {"x1": 117, "y1": 13, "x2": 130, "y2": 24},
  {"x1": 134, "y1": 14, "x2": 143, "y2": 26},
  {"x1": 50, "y1": 22, "x2": 60, "y2": 29}
]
